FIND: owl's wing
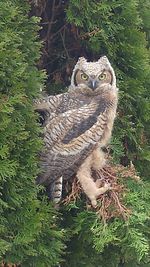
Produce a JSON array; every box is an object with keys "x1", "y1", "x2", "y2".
[
  {"x1": 38, "y1": 100, "x2": 108, "y2": 184},
  {"x1": 43, "y1": 101, "x2": 100, "y2": 147},
  {"x1": 49, "y1": 101, "x2": 108, "y2": 154},
  {"x1": 34, "y1": 94, "x2": 65, "y2": 121}
]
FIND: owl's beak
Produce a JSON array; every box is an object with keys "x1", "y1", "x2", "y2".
[{"x1": 88, "y1": 80, "x2": 98, "y2": 90}]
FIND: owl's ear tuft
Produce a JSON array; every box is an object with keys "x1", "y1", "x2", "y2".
[
  {"x1": 77, "y1": 57, "x2": 87, "y2": 64},
  {"x1": 98, "y1": 56, "x2": 110, "y2": 64}
]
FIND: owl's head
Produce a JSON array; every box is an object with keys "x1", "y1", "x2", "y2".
[{"x1": 70, "y1": 56, "x2": 117, "y2": 95}]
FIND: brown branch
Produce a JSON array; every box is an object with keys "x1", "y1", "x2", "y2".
[
  {"x1": 111, "y1": 191, "x2": 130, "y2": 220},
  {"x1": 40, "y1": 0, "x2": 57, "y2": 43},
  {"x1": 50, "y1": 24, "x2": 67, "y2": 40},
  {"x1": 80, "y1": 27, "x2": 101, "y2": 40},
  {"x1": 60, "y1": 29, "x2": 70, "y2": 59},
  {"x1": 101, "y1": 167, "x2": 117, "y2": 180},
  {"x1": 62, "y1": 179, "x2": 82, "y2": 205},
  {"x1": 47, "y1": 0, "x2": 56, "y2": 40}
]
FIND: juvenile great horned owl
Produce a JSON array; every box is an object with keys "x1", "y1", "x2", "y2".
[{"x1": 35, "y1": 56, "x2": 118, "y2": 206}]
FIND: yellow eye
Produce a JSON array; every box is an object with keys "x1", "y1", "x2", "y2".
[
  {"x1": 81, "y1": 73, "x2": 88, "y2": 80},
  {"x1": 98, "y1": 73, "x2": 107, "y2": 80}
]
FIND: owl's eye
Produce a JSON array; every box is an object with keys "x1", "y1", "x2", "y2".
[
  {"x1": 98, "y1": 73, "x2": 107, "y2": 80},
  {"x1": 81, "y1": 73, "x2": 88, "y2": 80}
]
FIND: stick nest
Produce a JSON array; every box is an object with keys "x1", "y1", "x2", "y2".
[{"x1": 62, "y1": 162, "x2": 140, "y2": 222}]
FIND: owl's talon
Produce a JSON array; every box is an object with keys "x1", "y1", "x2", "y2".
[
  {"x1": 91, "y1": 199, "x2": 97, "y2": 208},
  {"x1": 95, "y1": 179, "x2": 102, "y2": 187},
  {"x1": 103, "y1": 182, "x2": 112, "y2": 190},
  {"x1": 90, "y1": 183, "x2": 111, "y2": 207},
  {"x1": 97, "y1": 183, "x2": 111, "y2": 195}
]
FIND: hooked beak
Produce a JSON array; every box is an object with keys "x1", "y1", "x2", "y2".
[{"x1": 88, "y1": 80, "x2": 98, "y2": 90}]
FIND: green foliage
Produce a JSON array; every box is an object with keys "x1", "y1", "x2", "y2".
[
  {"x1": 61, "y1": 179, "x2": 150, "y2": 267},
  {"x1": 60, "y1": 0, "x2": 150, "y2": 266},
  {"x1": 1, "y1": 0, "x2": 150, "y2": 266},
  {"x1": 67, "y1": 0, "x2": 150, "y2": 174},
  {"x1": 0, "y1": 0, "x2": 64, "y2": 265}
]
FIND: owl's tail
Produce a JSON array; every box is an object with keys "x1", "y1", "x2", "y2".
[{"x1": 48, "y1": 176, "x2": 63, "y2": 204}]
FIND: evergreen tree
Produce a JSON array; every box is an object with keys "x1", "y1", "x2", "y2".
[
  {"x1": 1, "y1": 0, "x2": 150, "y2": 266},
  {"x1": 30, "y1": 0, "x2": 150, "y2": 266},
  {"x1": 61, "y1": 1, "x2": 150, "y2": 266},
  {"x1": 0, "y1": 1, "x2": 64, "y2": 266}
]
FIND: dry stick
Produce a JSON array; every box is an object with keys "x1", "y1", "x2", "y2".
[
  {"x1": 47, "y1": 0, "x2": 66, "y2": 43},
  {"x1": 47, "y1": 0, "x2": 56, "y2": 38},
  {"x1": 62, "y1": 179, "x2": 81, "y2": 205},
  {"x1": 60, "y1": 29, "x2": 70, "y2": 59},
  {"x1": 97, "y1": 196, "x2": 108, "y2": 223},
  {"x1": 101, "y1": 167, "x2": 117, "y2": 180},
  {"x1": 40, "y1": 0, "x2": 57, "y2": 43},
  {"x1": 80, "y1": 28, "x2": 101, "y2": 39},
  {"x1": 111, "y1": 191, "x2": 130, "y2": 220},
  {"x1": 97, "y1": 165, "x2": 129, "y2": 219},
  {"x1": 50, "y1": 24, "x2": 67, "y2": 41}
]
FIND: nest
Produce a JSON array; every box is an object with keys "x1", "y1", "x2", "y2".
[{"x1": 62, "y1": 162, "x2": 140, "y2": 222}]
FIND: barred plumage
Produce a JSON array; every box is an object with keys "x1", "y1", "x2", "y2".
[{"x1": 34, "y1": 56, "x2": 118, "y2": 206}]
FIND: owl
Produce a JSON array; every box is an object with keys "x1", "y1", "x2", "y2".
[{"x1": 34, "y1": 56, "x2": 118, "y2": 207}]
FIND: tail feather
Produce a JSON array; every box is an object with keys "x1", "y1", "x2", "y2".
[{"x1": 50, "y1": 176, "x2": 63, "y2": 204}]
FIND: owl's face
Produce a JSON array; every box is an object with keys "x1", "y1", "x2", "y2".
[
  {"x1": 70, "y1": 56, "x2": 116, "y2": 95},
  {"x1": 74, "y1": 69, "x2": 112, "y2": 90}
]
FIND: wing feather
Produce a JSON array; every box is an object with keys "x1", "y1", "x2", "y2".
[
  {"x1": 37, "y1": 95, "x2": 112, "y2": 185},
  {"x1": 43, "y1": 101, "x2": 101, "y2": 147},
  {"x1": 34, "y1": 94, "x2": 64, "y2": 119}
]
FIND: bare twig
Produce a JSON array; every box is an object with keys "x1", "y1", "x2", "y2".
[
  {"x1": 50, "y1": 24, "x2": 67, "y2": 40},
  {"x1": 62, "y1": 179, "x2": 82, "y2": 205},
  {"x1": 47, "y1": 0, "x2": 56, "y2": 40},
  {"x1": 80, "y1": 27, "x2": 101, "y2": 40},
  {"x1": 60, "y1": 29, "x2": 70, "y2": 59}
]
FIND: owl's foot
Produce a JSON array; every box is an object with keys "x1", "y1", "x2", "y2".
[
  {"x1": 90, "y1": 183, "x2": 111, "y2": 207},
  {"x1": 92, "y1": 148, "x2": 106, "y2": 171}
]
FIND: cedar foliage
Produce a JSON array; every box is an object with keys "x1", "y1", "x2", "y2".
[
  {"x1": 0, "y1": 1, "x2": 64, "y2": 266},
  {"x1": 0, "y1": 0, "x2": 150, "y2": 266},
  {"x1": 30, "y1": 0, "x2": 150, "y2": 266}
]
